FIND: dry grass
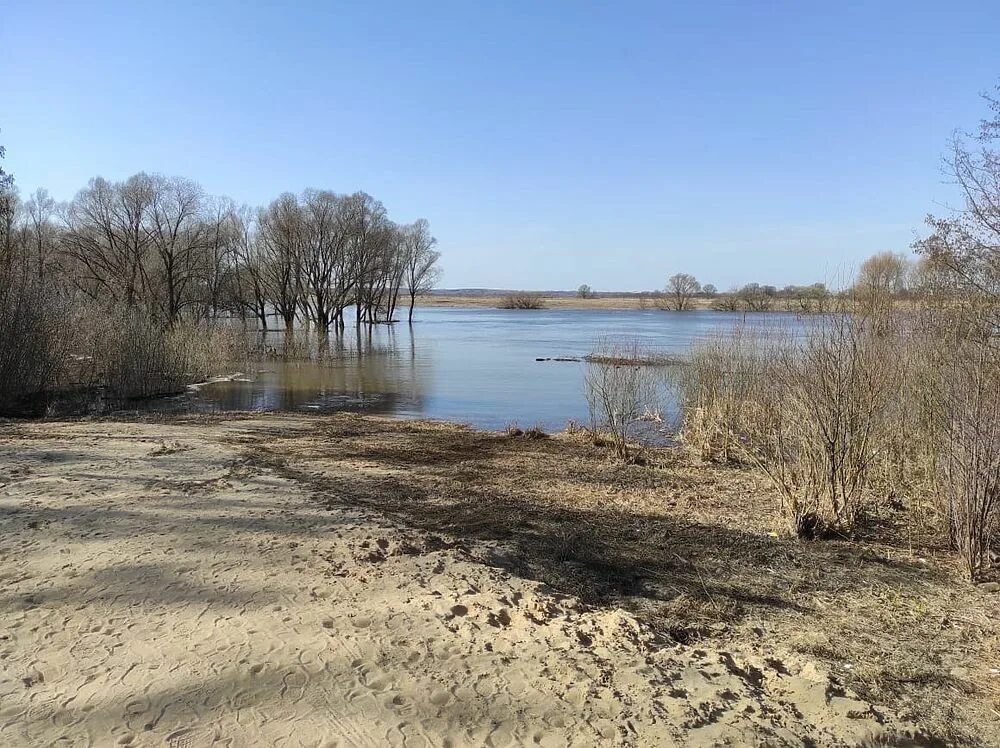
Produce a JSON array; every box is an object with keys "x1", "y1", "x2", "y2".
[
  {"x1": 0, "y1": 296, "x2": 252, "y2": 415},
  {"x1": 169, "y1": 411, "x2": 1000, "y2": 746}
]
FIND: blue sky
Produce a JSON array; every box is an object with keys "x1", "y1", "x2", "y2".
[{"x1": 1, "y1": 1, "x2": 997, "y2": 290}]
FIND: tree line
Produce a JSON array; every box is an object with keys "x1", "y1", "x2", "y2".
[
  {"x1": 0, "y1": 168, "x2": 442, "y2": 328},
  {"x1": 650, "y1": 252, "x2": 926, "y2": 313}
]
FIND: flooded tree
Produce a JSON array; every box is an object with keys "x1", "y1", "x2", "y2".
[
  {"x1": 665, "y1": 273, "x2": 701, "y2": 311},
  {"x1": 402, "y1": 219, "x2": 441, "y2": 322}
]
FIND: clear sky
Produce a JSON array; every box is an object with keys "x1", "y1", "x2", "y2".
[{"x1": 1, "y1": 1, "x2": 997, "y2": 291}]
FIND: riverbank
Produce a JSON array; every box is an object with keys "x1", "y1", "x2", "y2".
[
  {"x1": 1, "y1": 413, "x2": 996, "y2": 745},
  {"x1": 415, "y1": 294, "x2": 717, "y2": 310}
]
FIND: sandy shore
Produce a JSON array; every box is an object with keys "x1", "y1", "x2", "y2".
[{"x1": 0, "y1": 416, "x2": 960, "y2": 745}]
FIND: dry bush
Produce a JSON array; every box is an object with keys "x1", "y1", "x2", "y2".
[
  {"x1": 914, "y1": 295, "x2": 1000, "y2": 579},
  {"x1": 503, "y1": 423, "x2": 524, "y2": 437},
  {"x1": 584, "y1": 337, "x2": 662, "y2": 462},
  {"x1": 167, "y1": 319, "x2": 250, "y2": 381},
  {"x1": 678, "y1": 312, "x2": 899, "y2": 537},
  {"x1": 67, "y1": 304, "x2": 250, "y2": 402},
  {"x1": 673, "y1": 325, "x2": 776, "y2": 463},
  {"x1": 70, "y1": 306, "x2": 185, "y2": 400},
  {"x1": 939, "y1": 337, "x2": 1000, "y2": 578},
  {"x1": 0, "y1": 278, "x2": 248, "y2": 413},
  {"x1": 0, "y1": 269, "x2": 70, "y2": 413},
  {"x1": 681, "y1": 284, "x2": 999, "y2": 564},
  {"x1": 498, "y1": 292, "x2": 545, "y2": 310},
  {"x1": 765, "y1": 314, "x2": 898, "y2": 535}
]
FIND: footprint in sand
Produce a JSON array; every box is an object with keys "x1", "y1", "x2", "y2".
[
  {"x1": 166, "y1": 727, "x2": 211, "y2": 748},
  {"x1": 429, "y1": 690, "x2": 450, "y2": 707},
  {"x1": 359, "y1": 667, "x2": 392, "y2": 692}
]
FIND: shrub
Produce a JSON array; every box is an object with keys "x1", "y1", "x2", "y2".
[
  {"x1": 0, "y1": 277, "x2": 250, "y2": 413},
  {"x1": 939, "y1": 337, "x2": 1000, "y2": 578},
  {"x1": 672, "y1": 325, "x2": 773, "y2": 463},
  {"x1": 584, "y1": 337, "x2": 662, "y2": 462},
  {"x1": 0, "y1": 269, "x2": 70, "y2": 413},
  {"x1": 93, "y1": 310, "x2": 249, "y2": 400},
  {"x1": 678, "y1": 314, "x2": 899, "y2": 537},
  {"x1": 499, "y1": 292, "x2": 545, "y2": 310}
]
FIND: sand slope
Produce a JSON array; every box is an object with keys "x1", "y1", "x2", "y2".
[{"x1": 0, "y1": 418, "x2": 922, "y2": 746}]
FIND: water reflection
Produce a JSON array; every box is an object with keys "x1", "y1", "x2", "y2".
[
  {"x1": 189, "y1": 324, "x2": 431, "y2": 416},
  {"x1": 151, "y1": 308, "x2": 802, "y2": 434}
]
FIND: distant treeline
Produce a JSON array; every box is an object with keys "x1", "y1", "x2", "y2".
[{"x1": 643, "y1": 255, "x2": 919, "y2": 313}]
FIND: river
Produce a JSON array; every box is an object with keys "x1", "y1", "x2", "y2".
[{"x1": 158, "y1": 307, "x2": 799, "y2": 434}]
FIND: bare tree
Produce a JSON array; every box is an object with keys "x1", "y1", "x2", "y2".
[
  {"x1": 577, "y1": 284, "x2": 593, "y2": 299},
  {"x1": 23, "y1": 189, "x2": 59, "y2": 281},
  {"x1": 402, "y1": 218, "x2": 441, "y2": 322},
  {"x1": 201, "y1": 197, "x2": 241, "y2": 320},
  {"x1": 62, "y1": 174, "x2": 157, "y2": 307},
  {"x1": 855, "y1": 251, "x2": 910, "y2": 318},
  {"x1": 665, "y1": 273, "x2": 701, "y2": 311},
  {"x1": 736, "y1": 283, "x2": 774, "y2": 312},
  {"x1": 258, "y1": 193, "x2": 304, "y2": 330},
  {"x1": 0, "y1": 138, "x2": 18, "y2": 271},
  {"x1": 229, "y1": 206, "x2": 270, "y2": 329},
  {"x1": 341, "y1": 192, "x2": 387, "y2": 324},
  {"x1": 913, "y1": 86, "x2": 1000, "y2": 577},
  {"x1": 148, "y1": 175, "x2": 209, "y2": 324},
  {"x1": 299, "y1": 190, "x2": 353, "y2": 330}
]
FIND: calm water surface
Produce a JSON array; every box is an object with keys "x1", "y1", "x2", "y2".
[{"x1": 162, "y1": 308, "x2": 798, "y2": 433}]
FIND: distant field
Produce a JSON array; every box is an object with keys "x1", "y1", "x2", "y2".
[{"x1": 415, "y1": 294, "x2": 718, "y2": 310}]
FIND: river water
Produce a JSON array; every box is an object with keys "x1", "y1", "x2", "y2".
[{"x1": 159, "y1": 307, "x2": 797, "y2": 434}]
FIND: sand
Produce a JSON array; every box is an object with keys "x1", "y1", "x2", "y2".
[{"x1": 0, "y1": 417, "x2": 925, "y2": 746}]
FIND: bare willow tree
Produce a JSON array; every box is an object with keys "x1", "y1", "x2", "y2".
[
  {"x1": 202, "y1": 197, "x2": 240, "y2": 320},
  {"x1": 258, "y1": 192, "x2": 305, "y2": 330},
  {"x1": 23, "y1": 188, "x2": 59, "y2": 281},
  {"x1": 365, "y1": 221, "x2": 406, "y2": 322},
  {"x1": 913, "y1": 86, "x2": 1000, "y2": 578},
  {"x1": 299, "y1": 189, "x2": 353, "y2": 330},
  {"x1": 854, "y1": 251, "x2": 911, "y2": 318},
  {"x1": 62, "y1": 174, "x2": 157, "y2": 307},
  {"x1": 402, "y1": 218, "x2": 441, "y2": 322},
  {"x1": 343, "y1": 191, "x2": 388, "y2": 324},
  {"x1": 664, "y1": 272, "x2": 701, "y2": 311},
  {"x1": 229, "y1": 205, "x2": 270, "y2": 329},
  {"x1": 148, "y1": 175, "x2": 210, "y2": 324},
  {"x1": 736, "y1": 283, "x2": 775, "y2": 312}
]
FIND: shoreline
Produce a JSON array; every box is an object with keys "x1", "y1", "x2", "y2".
[
  {"x1": 1, "y1": 412, "x2": 996, "y2": 744},
  {"x1": 414, "y1": 294, "x2": 718, "y2": 310}
]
